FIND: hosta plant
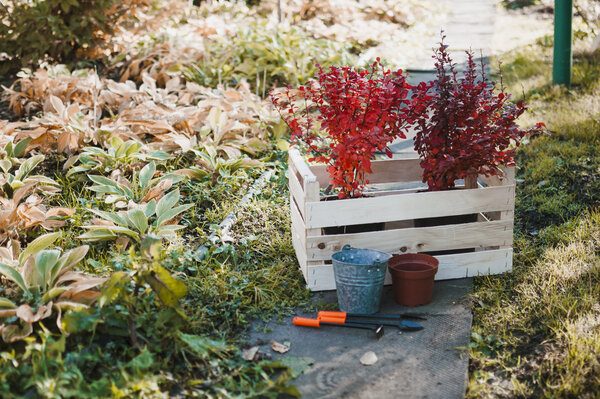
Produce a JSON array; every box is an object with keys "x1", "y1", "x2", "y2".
[
  {"x1": 87, "y1": 161, "x2": 186, "y2": 209},
  {"x1": 272, "y1": 60, "x2": 428, "y2": 198},
  {"x1": 184, "y1": 21, "x2": 351, "y2": 93},
  {"x1": 180, "y1": 144, "x2": 261, "y2": 184},
  {"x1": 169, "y1": 105, "x2": 270, "y2": 159},
  {"x1": 0, "y1": 232, "x2": 106, "y2": 343},
  {"x1": 0, "y1": 138, "x2": 59, "y2": 198},
  {"x1": 66, "y1": 136, "x2": 171, "y2": 177},
  {"x1": 0, "y1": 183, "x2": 74, "y2": 243},
  {"x1": 0, "y1": 137, "x2": 31, "y2": 166},
  {"x1": 412, "y1": 36, "x2": 548, "y2": 191},
  {"x1": 78, "y1": 189, "x2": 192, "y2": 245}
]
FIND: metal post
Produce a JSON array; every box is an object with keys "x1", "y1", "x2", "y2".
[{"x1": 553, "y1": 0, "x2": 573, "y2": 86}]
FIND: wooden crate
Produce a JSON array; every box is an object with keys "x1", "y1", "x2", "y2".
[{"x1": 288, "y1": 148, "x2": 515, "y2": 291}]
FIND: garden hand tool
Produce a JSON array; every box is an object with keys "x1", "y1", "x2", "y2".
[
  {"x1": 318, "y1": 311, "x2": 427, "y2": 321},
  {"x1": 317, "y1": 311, "x2": 424, "y2": 332},
  {"x1": 293, "y1": 317, "x2": 384, "y2": 339}
]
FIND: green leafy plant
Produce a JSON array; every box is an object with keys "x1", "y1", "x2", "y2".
[
  {"x1": 0, "y1": 0, "x2": 138, "y2": 73},
  {"x1": 0, "y1": 138, "x2": 59, "y2": 198},
  {"x1": 183, "y1": 145, "x2": 261, "y2": 184},
  {"x1": 78, "y1": 189, "x2": 192, "y2": 244},
  {"x1": 96, "y1": 236, "x2": 187, "y2": 347},
  {"x1": 0, "y1": 183, "x2": 74, "y2": 243},
  {"x1": 183, "y1": 21, "x2": 352, "y2": 93},
  {"x1": 0, "y1": 137, "x2": 31, "y2": 166},
  {"x1": 66, "y1": 136, "x2": 171, "y2": 177},
  {"x1": 0, "y1": 232, "x2": 106, "y2": 343},
  {"x1": 87, "y1": 161, "x2": 185, "y2": 208}
]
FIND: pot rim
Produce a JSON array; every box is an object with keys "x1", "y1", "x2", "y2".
[{"x1": 388, "y1": 253, "x2": 439, "y2": 279}]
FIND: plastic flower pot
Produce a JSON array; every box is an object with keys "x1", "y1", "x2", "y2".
[{"x1": 388, "y1": 254, "x2": 439, "y2": 307}]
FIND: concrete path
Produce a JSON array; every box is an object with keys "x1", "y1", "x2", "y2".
[{"x1": 248, "y1": 281, "x2": 473, "y2": 398}]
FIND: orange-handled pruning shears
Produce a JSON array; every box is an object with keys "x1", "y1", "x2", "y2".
[
  {"x1": 317, "y1": 311, "x2": 425, "y2": 332},
  {"x1": 293, "y1": 317, "x2": 384, "y2": 339}
]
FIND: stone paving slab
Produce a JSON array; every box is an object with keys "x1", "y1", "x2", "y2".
[{"x1": 248, "y1": 280, "x2": 473, "y2": 398}]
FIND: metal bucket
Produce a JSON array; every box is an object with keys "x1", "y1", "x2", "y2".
[{"x1": 331, "y1": 245, "x2": 391, "y2": 314}]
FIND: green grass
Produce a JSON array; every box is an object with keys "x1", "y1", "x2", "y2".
[
  {"x1": 0, "y1": 148, "x2": 310, "y2": 397},
  {"x1": 468, "y1": 42, "x2": 600, "y2": 398}
]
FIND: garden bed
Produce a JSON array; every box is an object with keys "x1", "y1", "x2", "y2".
[{"x1": 288, "y1": 148, "x2": 516, "y2": 291}]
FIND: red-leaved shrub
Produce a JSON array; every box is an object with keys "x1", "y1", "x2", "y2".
[
  {"x1": 413, "y1": 36, "x2": 548, "y2": 191},
  {"x1": 272, "y1": 60, "x2": 428, "y2": 198}
]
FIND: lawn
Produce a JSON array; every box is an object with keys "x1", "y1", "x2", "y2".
[{"x1": 468, "y1": 36, "x2": 600, "y2": 397}]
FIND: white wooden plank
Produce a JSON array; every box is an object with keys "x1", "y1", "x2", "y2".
[
  {"x1": 306, "y1": 220, "x2": 513, "y2": 261},
  {"x1": 290, "y1": 199, "x2": 307, "y2": 248},
  {"x1": 434, "y1": 248, "x2": 513, "y2": 279},
  {"x1": 306, "y1": 264, "x2": 335, "y2": 291},
  {"x1": 480, "y1": 167, "x2": 516, "y2": 187},
  {"x1": 288, "y1": 164, "x2": 305, "y2": 218},
  {"x1": 291, "y1": 225, "x2": 308, "y2": 277},
  {"x1": 305, "y1": 185, "x2": 515, "y2": 229},
  {"x1": 288, "y1": 149, "x2": 318, "y2": 185},
  {"x1": 304, "y1": 179, "x2": 320, "y2": 204},
  {"x1": 310, "y1": 157, "x2": 423, "y2": 186},
  {"x1": 304, "y1": 248, "x2": 513, "y2": 291}
]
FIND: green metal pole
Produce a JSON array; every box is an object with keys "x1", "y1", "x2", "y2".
[{"x1": 553, "y1": 0, "x2": 573, "y2": 86}]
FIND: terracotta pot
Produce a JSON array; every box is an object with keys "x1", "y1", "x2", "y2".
[{"x1": 388, "y1": 254, "x2": 439, "y2": 307}]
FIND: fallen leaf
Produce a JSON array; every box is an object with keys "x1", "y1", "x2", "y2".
[
  {"x1": 360, "y1": 351, "x2": 378, "y2": 366},
  {"x1": 278, "y1": 356, "x2": 315, "y2": 378},
  {"x1": 242, "y1": 346, "x2": 259, "y2": 361},
  {"x1": 270, "y1": 340, "x2": 290, "y2": 354}
]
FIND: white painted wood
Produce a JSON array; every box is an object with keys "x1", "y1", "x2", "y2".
[
  {"x1": 304, "y1": 179, "x2": 320, "y2": 204},
  {"x1": 310, "y1": 157, "x2": 423, "y2": 186},
  {"x1": 305, "y1": 248, "x2": 513, "y2": 291},
  {"x1": 288, "y1": 164, "x2": 306, "y2": 218},
  {"x1": 288, "y1": 149, "x2": 318, "y2": 185},
  {"x1": 434, "y1": 248, "x2": 513, "y2": 279},
  {"x1": 290, "y1": 199, "x2": 307, "y2": 248},
  {"x1": 306, "y1": 219, "x2": 513, "y2": 261},
  {"x1": 305, "y1": 185, "x2": 515, "y2": 229},
  {"x1": 479, "y1": 167, "x2": 515, "y2": 187},
  {"x1": 306, "y1": 265, "x2": 335, "y2": 291},
  {"x1": 290, "y1": 150, "x2": 516, "y2": 291}
]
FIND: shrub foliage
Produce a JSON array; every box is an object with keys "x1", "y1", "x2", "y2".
[{"x1": 0, "y1": 0, "x2": 134, "y2": 73}]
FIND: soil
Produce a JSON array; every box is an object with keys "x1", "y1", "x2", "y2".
[{"x1": 0, "y1": 75, "x2": 18, "y2": 122}]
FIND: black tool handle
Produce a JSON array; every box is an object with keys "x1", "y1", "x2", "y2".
[{"x1": 348, "y1": 312, "x2": 427, "y2": 321}]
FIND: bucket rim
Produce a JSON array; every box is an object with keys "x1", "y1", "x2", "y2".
[{"x1": 331, "y1": 246, "x2": 392, "y2": 265}]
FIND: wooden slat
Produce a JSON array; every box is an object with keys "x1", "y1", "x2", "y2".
[
  {"x1": 308, "y1": 164, "x2": 331, "y2": 188},
  {"x1": 288, "y1": 164, "x2": 306, "y2": 218},
  {"x1": 306, "y1": 219, "x2": 514, "y2": 261},
  {"x1": 310, "y1": 157, "x2": 423, "y2": 187},
  {"x1": 290, "y1": 199, "x2": 307, "y2": 248},
  {"x1": 305, "y1": 248, "x2": 513, "y2": 291},
  {"x1": 292, "y1": 232, "x2": 308, "y2": 277},
  {"x1": 306, "y1": 264, "x2": 335, "y2": 291},
  {"x1": 289, "y1": 149, "x2": 318, "y2": 187},
  {"x1": 305, "y1": 185, "x2": 515, "y2": 229},
  {"x1": 479, "y1": 167, "x2": 516, "y2": 187},
  {"x1": 434, "y1": 248, "x2": 513, "y2": 279}
]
